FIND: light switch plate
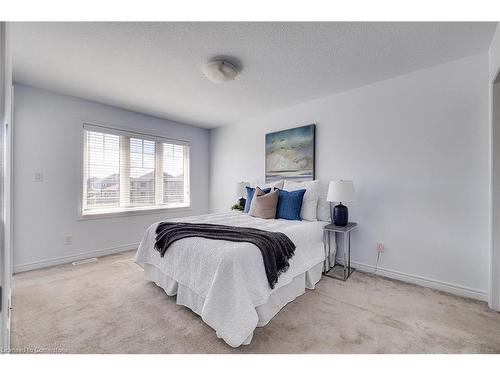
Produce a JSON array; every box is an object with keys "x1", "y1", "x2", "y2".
[{"x1": 34, "y1": 172, "x2": 44, "y2": 182}]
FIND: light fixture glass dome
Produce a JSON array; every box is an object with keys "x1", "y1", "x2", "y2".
[{"x1": 202, "y1": 60, "x2": 238, "y2": 83}]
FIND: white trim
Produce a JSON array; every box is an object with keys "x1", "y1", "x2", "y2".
[
  {"x1": 154, "y1": 140, "x2": 164, "y2": 206},
  {"x1": 83, "y1": 123, "x2": 189, "y2": 146},
  {"x1": 350, "y1": 260, "x2": 488, "y2": 302},
  {"x1": 12, "y1": 245, "x2": 489, "y2": 301},
  {"x1": 0, "y1": 21, "x2": 12, "y2": 353},
  {"x1": 13, "y1": 243, "x2": 139, "y2": 274},
  {"x1": 490, "y1": 77, "x2": 500, "y2": 311},
  {"x1": 78, "y1": 206, "x2": 192, "y2": 220}
]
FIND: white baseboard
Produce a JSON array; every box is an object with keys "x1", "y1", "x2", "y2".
[
  {"x1": 13, "y1": 244, "x2": 489, "y2": 302},
  {"x1": 350, "y1": 260, "x2": 488, "y2": 302},
  {"x1": 13, "y1": 243, "x2": 139, "y2": 274}
]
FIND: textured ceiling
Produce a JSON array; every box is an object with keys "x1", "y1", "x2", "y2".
[{"x1": 11, "y1": 22, "x2": 497, "y2": 128}]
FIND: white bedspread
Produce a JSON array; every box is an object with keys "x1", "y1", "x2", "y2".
[{"x1": 135, "y1": 212, "x2": 327, "y2": 347}]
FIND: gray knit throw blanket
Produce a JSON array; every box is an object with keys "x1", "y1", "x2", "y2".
[{"x1": 154, "y1": 222, "x2": 296, "y2": 289}]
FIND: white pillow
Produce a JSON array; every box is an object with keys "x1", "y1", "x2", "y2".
[
  {"x1": 316, "y1": 181, "x2": 331, "y2": 222},
  {"x1": 256, "y1": 180, "x2": 284, "y2": 190},
  {"x1": 283, "y1": 180, "x2": 318, "y2": 221}
]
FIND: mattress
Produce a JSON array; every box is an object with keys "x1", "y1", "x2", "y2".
[{"x1": 135, "y1": 211, "x2": 332, "y2": 347}]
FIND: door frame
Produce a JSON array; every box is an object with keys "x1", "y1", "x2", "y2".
[
  {"x1": 0, "y1": 21, "x2": 13, "y2": 352},
  {"x1": 490, "y1": 71, "x2": 500, "y2": 311}
]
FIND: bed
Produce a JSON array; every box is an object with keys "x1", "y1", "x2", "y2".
[{"x1": 134, "y1": 211, "x2": 333, "y2": 347}]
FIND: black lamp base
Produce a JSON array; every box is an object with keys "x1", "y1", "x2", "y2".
[
  {"x1": 333, "y1": 203, "x2": 348, "y2": 226},
  {"x1": 238, "y1": 197, "x2": 246, "y2": 208}
]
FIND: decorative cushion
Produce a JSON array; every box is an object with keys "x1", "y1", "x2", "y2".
[
  {"x1": 275, "y1": 188, "x2": 306, "y2": 221},
  {"x1": 244, "y1": 186, "x2": 271, "y2": 213},
  {"x1": 259, "y1": 180, "x2": 284, "y2": 190},
  {"x1": 283, "y1": 180, "x2": 319, "y2": 221},
  {"x1": 316, "y1": 181, "x2": 331, "y2": 222},
  {"x1": 248, "y1": 187, "x2": 279, "y2": 219}
]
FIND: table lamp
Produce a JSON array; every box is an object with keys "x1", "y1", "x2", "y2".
[
  {"x1": 327, "y1": 180, "x2": 356, "y2": 226},
  {"x1": 236, "y1": 181, "x2": 250, "y2": 208}
]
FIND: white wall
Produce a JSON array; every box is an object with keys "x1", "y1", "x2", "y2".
[
  {"x1": 13, "y1": 84, "x2": 210, "y2": 271},
  {"x1": 210, "y1": 53, "x2": 490, "y2": 299}
]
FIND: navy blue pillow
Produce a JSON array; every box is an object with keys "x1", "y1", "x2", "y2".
[
  {"x1": 244, "y1": 186, "x2": 271, "y2": 213},
  {"x1": 275, "y1": 189, "x2": 306, "y2": 220}
]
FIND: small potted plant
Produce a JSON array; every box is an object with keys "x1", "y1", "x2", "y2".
[{"x1": 231, "y1": 203, "x2": 244, "y2": 212}]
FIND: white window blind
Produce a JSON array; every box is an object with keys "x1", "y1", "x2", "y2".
[
  {"x1": 130, "y1": 138, "x2": 156, "y2": 207},
  {"x1": 83, "y1": 131, "x2": 120, "y2": 211},
  {"x1": 82, "y1": 124, "x2": 190, "y2": 215},
  {"x1": 163, "y1": 143, "x2": 189, "y2": 206}
]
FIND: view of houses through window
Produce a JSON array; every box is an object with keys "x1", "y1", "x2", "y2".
[{"x1": 82, "y1": 125, "x2": 190, "y2": 215}]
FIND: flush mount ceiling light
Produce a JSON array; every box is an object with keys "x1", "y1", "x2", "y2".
[{"x1": 202, "y1": 59, "x2": 239, "y2": 83}]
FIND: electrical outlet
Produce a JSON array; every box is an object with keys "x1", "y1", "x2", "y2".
[
  {"x1": 64, "y1": 236, "x2": 72, "y2": 245},
  {"x1": 376, "y1": 242, "x2": 385, "y2": 253}
]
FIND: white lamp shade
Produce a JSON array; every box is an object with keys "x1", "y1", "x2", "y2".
[
  {"x1": 236, "y1": 181, "x2": 250, "y2": 198},
  {"x1": 327, "y1": 180, "x2": 356, "y2": 202}
]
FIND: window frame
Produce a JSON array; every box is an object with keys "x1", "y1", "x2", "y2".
[{"x1": 78, "y1": 122, "x2": 191, "y2": 219}]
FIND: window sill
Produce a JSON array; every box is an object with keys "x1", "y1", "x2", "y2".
[{"x1": 77, "y1": 205, "x2": 192, "y2": 221}]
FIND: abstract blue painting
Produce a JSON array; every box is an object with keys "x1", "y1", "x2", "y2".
[{"x1": 265, "y1": 124, "x2": 315, "y2": 182}]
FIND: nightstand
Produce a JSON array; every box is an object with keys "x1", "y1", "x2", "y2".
[{"x1": 323, "y1": 222, "x2": 357, "y2": 281}]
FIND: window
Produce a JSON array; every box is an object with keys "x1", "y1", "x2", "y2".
[{"x1": 82, "y1": 124, "x2": 190, "y2": 216}]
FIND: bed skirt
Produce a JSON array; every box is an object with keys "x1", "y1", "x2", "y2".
[{"x1": 143, "y1": 260, "x2": 324, "y2": 346}]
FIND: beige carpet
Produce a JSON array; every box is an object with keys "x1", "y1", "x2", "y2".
[{"x1": 10, "y1": 250, "x2": 500, "y2": 354}]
